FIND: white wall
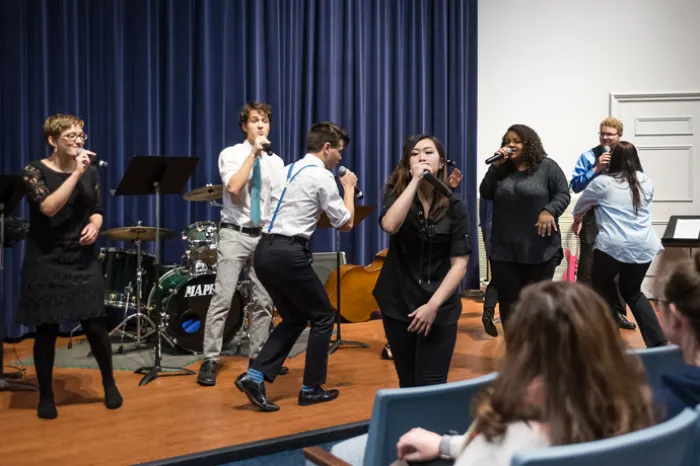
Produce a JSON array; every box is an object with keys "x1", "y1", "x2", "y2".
[{"x1": 477, "y1": 0, "x2": 700, "y2": 183}]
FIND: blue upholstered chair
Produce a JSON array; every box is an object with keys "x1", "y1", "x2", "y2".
[
  {"x1": 305, "y1": 372, "x2": 498, "y2": 466},
  {"x1": 510, "y1": 408, "x2": 697, "y2": 466},
  {"x1": 628, "y1": 345, "x2": 684, "y2": 388}
]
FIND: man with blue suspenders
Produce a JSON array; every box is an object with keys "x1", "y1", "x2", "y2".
[
  {"x1": 235, "y1": 122, "x2": 358, "y2": 412},
  {"x1": 197, "y1": 102, "x2": 289, "y2": 386}
]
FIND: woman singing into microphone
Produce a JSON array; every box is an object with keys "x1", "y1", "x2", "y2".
[
  {"x1": 479, "y1": 124, "x2": 570, "y2": 336},
  {"x1": 374, "y1": 135, "x2": 472, "y2": 387},
  {"x1": 19, "y1": 114, "x2": 122, "y2": 419}
]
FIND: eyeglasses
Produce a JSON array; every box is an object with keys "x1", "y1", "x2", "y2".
[
  {"x1": 598, "y1": 132, "x2": 619, "y2": 138},
  {"x1": 61, "y1": 132, "x2": 88, "y2": 142}
]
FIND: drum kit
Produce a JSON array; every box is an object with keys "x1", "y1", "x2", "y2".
[{"x1": 77, "y1": 183, "x2": 266, "y2": 355}]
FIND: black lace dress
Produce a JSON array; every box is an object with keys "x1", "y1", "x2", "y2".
[{"x1": 18, "y1": 160, "x2": 105, "y2": 325}]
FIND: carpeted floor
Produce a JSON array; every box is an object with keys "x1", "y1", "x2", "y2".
[{"x1": 13, "y1": 327, "x2": 328, "y2": 371}]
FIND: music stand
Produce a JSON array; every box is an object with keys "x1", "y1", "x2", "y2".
[
  {"x1": 113, "y1": 156, "x2": 199, "y2": 386},
  {"x1": 318, "y1": 205, "x2": 375, "y2": 354},
  {"x1": 661, "y1": 215, "x2": 700, "y2": 251},
  {"x1": 0, "y1": 175, "x2": 36, "y2": 391}
]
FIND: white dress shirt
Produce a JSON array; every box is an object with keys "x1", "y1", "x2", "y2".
[
  {"x1": 219, "y1": 140, "x2": 285, "y2": 227},
  {"x1": 266, "y1": 154, "x2": 351, "y2": 239}
]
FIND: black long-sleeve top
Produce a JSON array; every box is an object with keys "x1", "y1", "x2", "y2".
[
  {"x1": 479, "y1": 157, "x2": 570, "y2": 264},
  {"x1": 373, "y1": 191, "x2": 472, "y2": 326}
]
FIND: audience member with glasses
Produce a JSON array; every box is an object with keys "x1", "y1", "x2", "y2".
[
  {"x1": 18, "y1": 113, "x2": 121, "y2": 419},
  {"x1": 654, "y1": 251, "x2": 700, "y2": 420},
  {"x1": 569, "y1": 117, "x2": 636, "y2": 331}
]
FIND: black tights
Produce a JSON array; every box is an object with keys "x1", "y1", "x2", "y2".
[{"x1": 34, "y1": 317, "x2": 115, "y2": 401}]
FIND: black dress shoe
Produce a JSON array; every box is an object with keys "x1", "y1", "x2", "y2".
[
  {"x1": 482, "y1": 308, "x2": 499, "y2": 337},
  {"x1": 617, "y1": 312, "x2": 637, "y2": 330},
  {"x1": 234, "y1": 373, "x2": 280, "y2": 412},
  {"x1": 197, "y1": 360, "x2": 217, "y2": 386},
  {"x1": 298, "y1": 386, "x2": 340, "y2": 406}
]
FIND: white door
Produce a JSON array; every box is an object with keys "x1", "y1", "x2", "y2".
[{"x1": 611, "y1": 92, "x2": 700, "y2": 297}]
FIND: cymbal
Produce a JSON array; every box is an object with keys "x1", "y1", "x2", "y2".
[
  {"x1": 183, "y1": 184, "x2": 223, "y2": 202},
  {"x1": 101, "y1": 226, "x2": 176, "y2": 241}
]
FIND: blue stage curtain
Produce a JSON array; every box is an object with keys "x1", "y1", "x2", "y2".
[{"x1": 0, "y1": 0, "x2": 478, "y2": 338}]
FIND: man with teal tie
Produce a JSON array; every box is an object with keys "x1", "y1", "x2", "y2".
[{"x1": 198, "y1": 102, "x2": 286, "y2": 386}]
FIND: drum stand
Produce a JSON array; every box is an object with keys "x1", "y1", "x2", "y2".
[
  {"x1": 68, "y1": 235, "x2": 161, "y2": 354},
  {"x1": 108, "y1": 237, "x2": 157, "y2": 353},
  {"x1": 231, "y1": 260, "x2": 275, "y2": 355}
]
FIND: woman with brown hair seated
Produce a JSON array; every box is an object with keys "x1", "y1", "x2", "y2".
[
  {"x1": 396, "y1": 281, "x2": 654, "y2": 465},
  {"x1": 655, "y1": 251, "x2": 700, "y2": 419}
]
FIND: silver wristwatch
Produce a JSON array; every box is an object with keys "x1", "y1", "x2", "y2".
[{"x1": 438, "y1": 434, "x2": 452, "y2": 460}]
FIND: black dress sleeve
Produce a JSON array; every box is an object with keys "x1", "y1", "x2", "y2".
[
  {"x1": 479, "y1": 162, "x2": 512, "y2": 200},
  {"x1": 449, "y1": 197, "x2": 472, "y2": 257},
  {"x1": 543, "y1": 160, "x2": 571, "y2": 218},
  {"x1": 378, "y1": 190, "x2": 398, "y2": 226},
  {"x1": 21, "y1": 164, "x2": 50, "y2": 205},
  {"x1": 90, "y1": 168, "x2": 104, "y2": 216}
]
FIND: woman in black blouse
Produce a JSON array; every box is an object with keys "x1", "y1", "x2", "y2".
[
  {"x1": 19, "y1": 114, "x2": 122, "y2": 419},
  {"x1": 373, "y1": 135, "x2": 472, "y2": 388},
  {"x1": 479, "y1": 124, "x2": 570, "y2": 335}
]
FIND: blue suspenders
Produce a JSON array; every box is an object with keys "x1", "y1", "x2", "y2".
[{"x1": 267, "y1": 162, "x2": 317, "y2": 233}]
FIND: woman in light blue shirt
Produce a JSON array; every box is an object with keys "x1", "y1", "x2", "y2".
[{"x1": 572, "y1": 141, "x2": 666, "y2": 347}]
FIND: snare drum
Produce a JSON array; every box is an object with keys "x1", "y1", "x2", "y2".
[
  {"x1": 99, "y1": 248, "x2": 156, "y2": 309},
  {"x1": 147, "y1": 267, "x2": 243, "y2": 354},
  {"x1": 182, "y1": 221, "x2": 219, "y2": 267}
]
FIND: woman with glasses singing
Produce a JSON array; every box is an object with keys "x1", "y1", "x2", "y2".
[{"x1": 19, "y1": 114, "x2": 122, "y2": 419}]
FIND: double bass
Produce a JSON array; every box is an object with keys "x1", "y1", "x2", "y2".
[{"x1": 324, "y1": 249, "x2": 387, "y2": 323}]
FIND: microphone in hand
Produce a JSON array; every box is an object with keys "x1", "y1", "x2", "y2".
[
  {"x1": 485, "y1": 147, "x2": 512, "y2": 165},
  {"x1": 422, "y1": 170, "x2": 453, "y2": 197},
  {"x1": 76, "y1": 148, "x2": 108, "y2": 167},
  {"x1": 338, "y1": 166, "x2": 363, "y2": 199},
  {"x1": 261, "y1": 142, "x2": 273, "y2": 156}
]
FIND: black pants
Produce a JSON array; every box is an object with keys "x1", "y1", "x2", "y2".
[
  {"x1": 251, "y1": 235, "x2": 335, "y2": 387},
  {"x1": 34, "y1": 317, "x2": 114, "y2": 399},
  {"x1": 591, "y1": 250, "x2": 666, "y2": 347},
  {"x1": 382, "y1": 315, "x2": 458, "y2": 388},
  {"x1": 491, "y1": 252, "x2": 561, "y2": 330},
  {"x1": 578, "y1": 216, "x2": 626, "y2": 316}
]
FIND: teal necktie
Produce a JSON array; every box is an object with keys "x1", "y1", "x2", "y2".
[{"x1": 250, "y1": 157, "x2": 261, "y2": 226}]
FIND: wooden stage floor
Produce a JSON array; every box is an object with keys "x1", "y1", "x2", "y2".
[{"x1": 1, "y1": 299, "x2": 646, "y2": 466}]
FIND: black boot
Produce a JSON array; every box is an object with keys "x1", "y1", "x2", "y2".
[
  {"x1": 37, "y1": 394, "x2": 57, "y2": 420},
  {"x1": 104, "y1": 381, "x2": 123, "y2": 410},
  {"x1": 381, "y1": 343, "x2": 393, "y2": 360},
  {"x1": 482, "y1": 308, "x2": 498, "y2": 337}
]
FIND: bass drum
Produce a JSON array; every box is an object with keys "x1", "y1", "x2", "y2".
[{"x1": 148, "y1": 267, "x2": 243, "y2": 354}]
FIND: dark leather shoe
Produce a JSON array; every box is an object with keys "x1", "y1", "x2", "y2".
[
  {"x1": 235, "y1": 373, "x2": 280, "y2": 412},
  {"x1": 617, "y1": 312, "x2": 637, "y2": 330},
  {"x1": 197, "y1": 360, "x2": 217, "y2": 386},
  {"x1": 298, "y1": 386, "x2": 340, "y2": 406},
  {"x1": 482, "y1": 308, "x2": 499, "y2": 337}
]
